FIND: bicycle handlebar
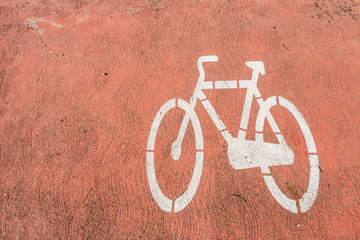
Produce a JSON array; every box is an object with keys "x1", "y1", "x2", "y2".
[
  {"x1": 198, "y1": 55, "x2": 219, "y2": 64},
  {"x1": 245, "y1": 61, "x2": 265, "y2": 75},
  {"x1": 197, "y1": 56, "x2": 265, "y2": 83}
]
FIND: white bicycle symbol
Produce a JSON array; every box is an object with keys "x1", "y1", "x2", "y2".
[{"x1": 146, "y1": 55, "x2": 319, "y2": 213}]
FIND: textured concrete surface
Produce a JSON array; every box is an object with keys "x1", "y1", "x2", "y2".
[{"x1": 0, "y1": 0, "x2": 359, "y2": 239}]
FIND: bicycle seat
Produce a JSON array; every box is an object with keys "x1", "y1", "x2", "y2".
[{"x1": 245, "y1": 61, "x2": 265, "y2": 75}]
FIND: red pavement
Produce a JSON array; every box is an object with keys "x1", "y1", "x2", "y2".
[{"x1": 0, "y1": 0, "x2": 359, "y2": 238}]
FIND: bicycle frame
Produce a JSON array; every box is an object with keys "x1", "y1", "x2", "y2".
[
  {"x1": 175, "y1": 56, "x2": 279, "y2": 144},
  {"x1": 148, "y1": 55, "x2": 319, "y2": 214},
  {"x1": 171, "y1": 55, "x2": 293, "y2": 171}
]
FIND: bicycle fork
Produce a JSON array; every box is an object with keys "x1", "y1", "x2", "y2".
[{"x1": 171, "y1": 56, "x2": 218, "y2": 160}]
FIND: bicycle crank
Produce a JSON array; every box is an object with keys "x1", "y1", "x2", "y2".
[{"x1": 227, "y1": 138, "x2": 294, "y2": 170}]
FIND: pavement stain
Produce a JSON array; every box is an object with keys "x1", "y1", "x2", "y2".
[
  {"x1": 310, "y1": 0, "x2": 360, "y2": 22},
  {"x1": 286, "y1": 181, "x2": 301, "y2": 199}
]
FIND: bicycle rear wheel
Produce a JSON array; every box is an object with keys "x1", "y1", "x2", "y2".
[
  {"x1": 146, "y1": 98, "x2": 204, "y2": 213},
  {"x1": 255, "y1": 96, "x2": 319, "y2": 213}
]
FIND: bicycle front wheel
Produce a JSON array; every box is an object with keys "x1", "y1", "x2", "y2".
[
  {"x1": 255, "y1": 96, "x2": 319, "y2": 213},
  {"x1": 146, "y1": 98, "x2": 204, "y2": 213}
]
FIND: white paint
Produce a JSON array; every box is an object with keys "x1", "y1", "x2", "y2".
[
  {"x1": 299, "y1": 154, "x2": 319, "y2": 212},
  {"x1": 26, "y1": 18, "x2": 38, "y2": 29},
  {"x1": 245, "y1": 61, "x2": 265, "y2": 76},
  {"x1": 146, "y1": 151, "x2": 172, "y2": 212},
  {"x1": 215, "y1": 80, "x2": 238, "y2": 89},
  {"x1": 255, "y1": 96, "x2": 281, "y2": 135},
  {"x1": 147, "y1": 55, "x2": 319, "y2": 213},
  {"x1": 238, "y1": 80, "x2": 252, "y2": 89},
  {"x1": 146, "y1": 99, "x2": 203, "y2": 213},
  {"x1": 239, "y1": 86, "x2": 255, "y2": 132},
  {"x1": 74, "y1": 9, "x2": 90, "y2": 25},
  {"x1": 147, "y1": 99, "x2": 175, "y2": 151},
  {"x1": 171, "y1": 56, "x2": 218, "y2": 160},
  {"x1": 202, "y1": 81, "x2": 213, "y2": 89},
  {"x1": 220, "y1": 130, "x2": 232, "y2": 143},
  {"x1": 128, "y1": 8, "x2": 140, "y2": 13},
  {"x1": 201, "y1": 99, "x2": 226, "y2": 131},
  {"x1": 228, "y1": 137, "x2": 294, "y2": 170},
  {"x1": 255, "y1": 96, "x2": 319, "y2": 213},
  {"x1": 278, "y1": 97, "x2": 317, "y2": 153},
  {"x1": 174, "y1": 151, "x2": 203, "y2": 212},
  {"x1": 26, "y1": 17, "x2": 63, "y2": 28},
  {"x1": 25, "y1": 11, "x2": 90, "y2": 32}
]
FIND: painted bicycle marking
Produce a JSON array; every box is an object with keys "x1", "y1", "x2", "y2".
[{"x1": 146, "y1": 55, "x2": 319, "y2": 213}]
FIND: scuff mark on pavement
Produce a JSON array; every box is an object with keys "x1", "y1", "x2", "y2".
[
  {"x1": 26, "y1": 17, "x2": 64, "y2": 29},
  {"x1": 26, "y1": 18, "x2": 38, "y2": 29},
  {"x1": 231, "y1": 194, "x2": 247, "y2": 202},
  {"x1": 74, "y1": 9, "x2": 90, "y2": 24},
  {"x1": 25, "y1": 9, "x2": 90, "y2": 32},
  {"x1": 128, "y1": 8, "x2": 140, "y2": 13}
]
